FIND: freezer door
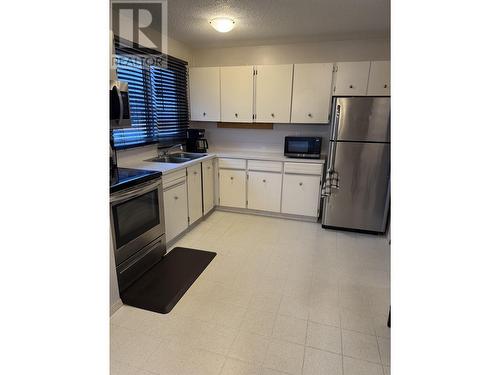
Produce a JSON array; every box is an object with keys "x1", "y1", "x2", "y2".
[
  {"x1": 322, "y1": 142, "x2": 390, "y2": 232},
  {"x1": 334, "y1": 97, "x2": 390, "y2": 143}
]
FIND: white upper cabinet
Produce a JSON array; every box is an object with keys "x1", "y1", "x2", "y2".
[
  {"x1": 333, "y1": 61, "x2": 371, "y2": 96},
  {"x1": 189, "y1": 67, "x2": 220, "y2": 121},
  {"x1": 220, "y1": 66, "x2": 254, "y2": 122},
  {"x1": 367, "y1": 61, "x2": 390, "y2": 96},
  {"x1": 291, "y1": 63, "x2": 333, "y2": 124},
  {"x1": 255, "y1": 64, "x2": 293, "y2": 123}
]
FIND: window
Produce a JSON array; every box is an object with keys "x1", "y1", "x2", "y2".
[
  {"x1": 111, "y1": 37, "x2": 189, "y2": 149},
  {"x1": 151, "y1": 56, "x2": 189, "y2": 142}
]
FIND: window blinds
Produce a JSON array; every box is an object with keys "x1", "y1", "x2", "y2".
[{"x1": 111, "y1": 37, "x2": 188, "y2": 149}]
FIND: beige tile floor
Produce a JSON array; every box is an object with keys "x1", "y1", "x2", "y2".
[{"x1": 111, "y1": 211, "x2": 390, "y2": 375}]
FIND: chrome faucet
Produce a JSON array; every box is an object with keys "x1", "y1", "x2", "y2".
[{"x1": 160, "y1": 143, "x2": 184, "y2": 157}]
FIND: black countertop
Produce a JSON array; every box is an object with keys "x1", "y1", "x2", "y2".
[{"x1": 110, "y1": 167, "x2": 162, "y2": 193}]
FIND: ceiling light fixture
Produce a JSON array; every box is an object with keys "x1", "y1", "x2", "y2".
[{"x1": 209, "y1": 17, "x2": 235, "y2": 33}]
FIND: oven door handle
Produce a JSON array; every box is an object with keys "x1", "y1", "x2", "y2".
[{"x1": 110, "y1": 179, "x2": 161, "y2": 203}]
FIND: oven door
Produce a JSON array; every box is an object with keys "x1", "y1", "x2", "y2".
[{"x1": 110, "y1": 179, "x2": 165, "y2": 266}]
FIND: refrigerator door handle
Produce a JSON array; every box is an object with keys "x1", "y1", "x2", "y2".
[
  {"x1": 332, "y1": 171, "x2": 340, "y2": 190},
  {"x1": 327, "y1": 104, "x2": 341, "y2": 173}
]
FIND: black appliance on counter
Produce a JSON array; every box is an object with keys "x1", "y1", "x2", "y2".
[
  {"x1": 284, "y1": 136, "x2": 322, "y2": 159},
  {"x1": 186, "y1": 128, "x2": 209, "y2": 153},
  {"x1": 110, "y1": 167, "x2": 166, "y2": 292}
]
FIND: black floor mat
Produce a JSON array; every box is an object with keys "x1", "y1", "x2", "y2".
[{"x1": 120, "y1": 247, "x2": 216, "y2": 314}]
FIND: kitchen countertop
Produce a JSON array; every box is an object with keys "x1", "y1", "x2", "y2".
[
  {"x1": 214, "y1": 149, "x2": 326, "y2": 164},
  {"x1": 120, "y1": 149, "x2": 325, "y2": 175}
]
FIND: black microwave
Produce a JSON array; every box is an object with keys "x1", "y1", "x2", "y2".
[{"x1": 284, "y1": 136, "x2": 322, "y2": 159}]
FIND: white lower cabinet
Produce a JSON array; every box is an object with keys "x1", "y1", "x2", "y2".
[
  {"x1": 187, "y1": 164, "x2": 203, "y2": 225},
  {"x1": 214, "y1": 157, "x2": 323, "y2": 219},
  {"x1": 218, "y1": 169, "x2": 247, "y2": 208},
  {"x1": 163, "y1": 180, "x2": 188, "y2": 242},
  {"x1": 247, "y1": 171, "x2": 282, "y2": 212},
  {"x1": 281, "y1": 174, "x2": 321, "y2": 217},
  {"x1": 202, "y1": 160, "x2": 215, "y2": 214}
]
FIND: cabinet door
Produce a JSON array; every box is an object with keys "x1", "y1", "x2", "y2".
[
  {"x1": 164, "y1": 182, "x2": 188, "y2": 242},
  {"x1": 202, "y1": 160, "x2": 214, "y2": 214},
  {"x1": 220, "y1": 66, "x2": 254, "y2": 122},
  {"x1": 333, "y1": 61, "x2": 371, "y2": 96},
  {"x1": 367, "y1": 61, "x2": 390, "y2": 96},
  {"x1": 282, "y1": 174, "x2": 321, "y2": 217},
  {"x1": 255, "y1": 64, "x2": 293, "y2": 123},
  {"x1": 187, "y1": 164, "x2": 203, "y2": 224},
  {"x1": 291, "y1": 63, "x2": 333, "y2": 124},
  {"x1": 218, "y1": 169, "x2": 246, "y2": 208},
  {"x1": 189, "y1": 67, "x2": 220, "y2": 121},
  {"x1": 247, "y1": 171, "x2": 282, "y2": 212}
]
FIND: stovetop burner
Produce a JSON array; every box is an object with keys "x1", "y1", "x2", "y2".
[{"x1": 110, "y1": 167, "x2": 162, "y2": 193}]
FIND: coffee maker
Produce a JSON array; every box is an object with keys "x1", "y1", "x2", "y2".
[{"x1": 186, "y1": 128, "x2": 209, "y2": 153}]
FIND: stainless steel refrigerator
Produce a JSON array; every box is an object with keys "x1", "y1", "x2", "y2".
[{"x1": 322, "y1": 97, "x2": 390, "y2": 233}]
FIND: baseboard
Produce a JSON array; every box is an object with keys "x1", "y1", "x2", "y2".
[
  {"x1": 216, "y1": 206, "x2": 319, "y2": 223},
  {"x1": 110, "y1": 299, "x2": 123, "y2": 316}
]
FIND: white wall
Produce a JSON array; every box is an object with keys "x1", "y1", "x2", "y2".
[
  {"x1": 167, "y1": 37, "x2": 193, "y2": 64},
  {"x1": 116, "y1": 144, "x2": 158, "y2": 166},
  {"x1": 110, "y1": 5, "x2": 193, "y2": 64},
  {"x1": 194, "y1": 122, "x2": 330, "y2": 155},
  {"x1": 191, "y1": 38, "x2": 389, "y2": 67}
]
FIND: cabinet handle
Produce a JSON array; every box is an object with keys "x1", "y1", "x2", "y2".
[
  {"x1": 271, "y1": 113, "x2": 275, "y2": 118},
  {"x1": 194, "y1": 171, "x2": 197, "y2": 175},
  {"x1": 203, "y1": 112, "x2": 206, "y2": 116},
  {"x1": 307, "y1": 113, "x2": 312, "y2": 118},
  {"x1": 234, "y1": 113, "x2": 238, "y2": 118},
  {"x1": 207, "y1": 166, "x2": 211, "y2": 170},
  {"x1": 262, "y1": 179, "x2": 266, "y2": 183},
  {"x1": 299, "y1": 182, "x2": 303, "y2": 186},
  {"x1": 384, "y1": 84, "x2": 388, "y2": 88},
  {"x1": 230, "y1": 176, "x2": 234, "y2": 180},
  {"x1": 174, "y1": 196, "x2": 178, "y2": 200},
  {"x1": 349, "y1": 85, "x2": 354, "y2": 89}
]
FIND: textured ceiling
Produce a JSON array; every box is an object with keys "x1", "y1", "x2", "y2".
[{"x1": 167, "y1": 0, "x2": 390, "y2": 48}]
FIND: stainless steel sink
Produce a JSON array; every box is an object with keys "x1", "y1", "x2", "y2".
[{"x1": 145, "y1": 153, "x2": 207, "y2": 164}]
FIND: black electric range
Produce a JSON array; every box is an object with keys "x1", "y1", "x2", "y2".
[{"x1": 110, "y1": 167, "x2": 162, "y2": 193}]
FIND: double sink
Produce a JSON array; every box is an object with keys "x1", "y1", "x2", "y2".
[{"x1": 145, "y1": 152, "x2": 207, "y2": 164}]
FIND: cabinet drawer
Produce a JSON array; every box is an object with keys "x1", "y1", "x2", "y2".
[
  {"x1": 247, "y1": 160, "x2": 282, "y2": 173},
  {"x1": 162, "y1": 169, "x2": 186, "y2": 188},
  {"x1": 218, "y1": 158, "x2": 246, "y2": 170},
  {"x1": 284, "y1": 162, "x2": 323, "y2": 175}
]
